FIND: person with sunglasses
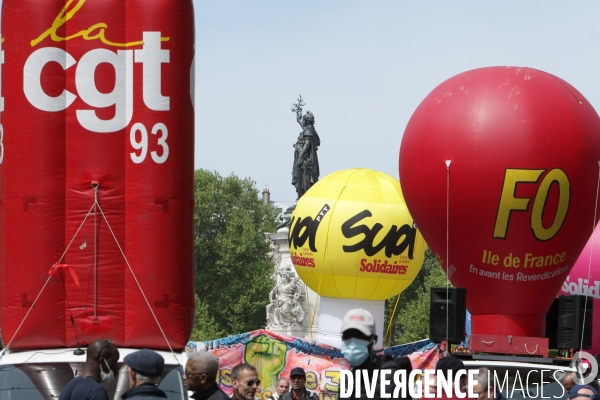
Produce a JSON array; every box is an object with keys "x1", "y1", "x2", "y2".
[
  {"x1": 231, "y1": 363, "x2": 260, "y2": 400},
  {"x1": 184, "y1": 352, "x2": 229, "y2": 400},
  {"x1": 59, "y1": 339, "x2": 120, "y2": 400}
]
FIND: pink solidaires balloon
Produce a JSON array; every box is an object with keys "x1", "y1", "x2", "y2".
[{"x1": 559, "y1": 225, "x2": 600, "y2": 354}]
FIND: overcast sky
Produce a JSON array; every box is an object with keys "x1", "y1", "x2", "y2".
[{"x1": 193, "y1": 1, "x2": 600, "y2": 205}]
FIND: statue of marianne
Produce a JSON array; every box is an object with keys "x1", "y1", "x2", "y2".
[{"x1": 291, "y1": 96, "x2": 320, "y2": 199}]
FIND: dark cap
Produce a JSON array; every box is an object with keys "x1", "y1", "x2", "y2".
[
  {"x1": 570, "y1": 385, "x2": 599, "y2": 399},
  {"x1": 290, "y1": 367, "x2": 306, "y2": 377},
  {"x1": 123, "y1": 349, "x2": 164, "y2": 378},
  {"x1": 435, "y1": 356, "x2": 465, "y2": 379}
]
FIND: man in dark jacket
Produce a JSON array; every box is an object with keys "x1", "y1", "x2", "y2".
[
  {"x1": 59, "y1": 339, "x2": 120, "y2": 400},
  {"x1": 184, "y1": 351, "x2": 229, "y2": 400},
  {"x1": 280, "y1": 368, "x2": 318, "y2": 400},
  {"x1": 121, "y1": 349, "x2": 167, "y2": 399}
]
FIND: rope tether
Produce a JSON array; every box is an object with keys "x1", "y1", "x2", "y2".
[
  {"x1": 93, "y1": 181, "x2": 99, "y2": 319},
  {"x1": 580, "y1": 161, "x2": 600, "y2": 355},
  {"x1": 5, "y1": 182, "x2": 178, "y2": 364},
  {"x1": 309, "y1": 274, "x2": 323, "y2": 341},
  {"x1": 445, "y1": 160, "x2": 452, "y2": 350}
]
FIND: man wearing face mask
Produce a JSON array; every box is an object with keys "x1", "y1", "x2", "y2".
[
  {"x1": 340, "y1": 308, "x2": 405, "y2": 400},
  {"x1": 59, "y1": 339, "x2": 120, "y2": 400}
]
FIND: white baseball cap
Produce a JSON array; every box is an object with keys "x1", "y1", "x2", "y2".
[{"x1": 341, "y1": 308, "x2": 376, "y2": 336}]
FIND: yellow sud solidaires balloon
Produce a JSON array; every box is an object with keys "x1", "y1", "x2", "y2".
[{"x1": 289, "y1": 169, "x2": 426, "y2": 300}]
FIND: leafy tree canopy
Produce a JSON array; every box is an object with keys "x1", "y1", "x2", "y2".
[
  {"x1": 191, "y1": 169, "x2": 278, "y2": 341},
  {"x1": 385, "y1": 248, "x2": 450, "y2": 345}
]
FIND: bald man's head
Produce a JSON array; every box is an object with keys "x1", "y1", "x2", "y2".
[
  {"x1": 563, "y1": 373, "x2": 576, "y2": 394},
  {"x1": 87, "y1": 339, "x2": 118, "y2": 361},
  {"x1": 87, "y1": 339, "x2": 120, "y2": 378}
]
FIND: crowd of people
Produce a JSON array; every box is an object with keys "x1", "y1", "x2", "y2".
[
  {"x1": 57, "y1": 308, "x2": 599, "y2": 400},
  {"x1": 59, "y1": 340, "x2": 169, "y2": 400}
]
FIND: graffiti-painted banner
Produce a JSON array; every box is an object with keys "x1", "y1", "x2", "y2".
[
  {"x1": 187, "y1": 330, "x2": 349, "y2": 400},
  {"x1": 186, "y1": 330, "x2": 439, "y2": 400}
]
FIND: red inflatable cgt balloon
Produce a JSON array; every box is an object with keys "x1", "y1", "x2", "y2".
[
  {"x1": 0, "y1": 0, "x2": 195, "y2": 349},
  {"x1": 399, "y1": 67, "x2": 600, "y2": 337}
]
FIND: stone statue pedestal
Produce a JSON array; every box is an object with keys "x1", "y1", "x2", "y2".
[
  {"x1": 266, "y1": 228, "x2": 319, "y2": 341},
  {"x1": 267, "y1": 204, "x2": 385, "y2": 346},
  {"x1": 267, "y1": 226, "x2": 385, "y2": 347}
]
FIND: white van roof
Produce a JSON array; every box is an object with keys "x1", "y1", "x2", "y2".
[{"x1": 0, "y1": 347, "x2": 187, "y2": 366}]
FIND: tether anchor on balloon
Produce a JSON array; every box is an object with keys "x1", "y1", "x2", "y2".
[
  {"x1": 469, "y1": 334, "x2": 548, "y2": 356},
  {"x1": 4, "y1": 177, "x2": 177, "y2": 357}
]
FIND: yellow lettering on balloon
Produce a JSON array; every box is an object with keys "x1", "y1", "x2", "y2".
[
  {"x1": 493, "y1": 169, "x2": 544, "y2": 239},
  {"x1": 30, "y1": 0, "x2": 170, "y2": 48},
  {"x1": 530, "y1": 168, "x2": 570, "y2": 241}
]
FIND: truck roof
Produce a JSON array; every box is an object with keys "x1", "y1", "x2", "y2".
[{"x1": 0, "y1": 347, "x2": 187, "y2": 366}]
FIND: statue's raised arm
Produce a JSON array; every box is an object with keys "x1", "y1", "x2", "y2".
[{"x1": 296, "y1": 112, "x2": 304, "y2": 128}]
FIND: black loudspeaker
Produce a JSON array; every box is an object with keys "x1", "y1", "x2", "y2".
[
  {"x1": 557, "y1": 295, "x2": 593, "y2": 349},
  {"x1": 430, "y1": 287, "x2": 466, "y2": 344},
  {"x1": 545, "y1": 298, "x2": 560, "y2": 349}
]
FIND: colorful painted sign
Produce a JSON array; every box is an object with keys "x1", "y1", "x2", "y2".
[
  {"x1": 188, "y1": 330, "x2": 436, "y2": 400},
  {"x1": 289, "y1": 169, "x2": 426, "y2": 300},
  {"x1": 399, "y1": 67, "x2": 600, "y2": 337},
  {"x1": 190, "y1": 330, "x2": 349, "y2": 400}
]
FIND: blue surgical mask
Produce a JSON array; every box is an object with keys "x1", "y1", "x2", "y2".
[{"x1": 342, "y1": 338, "x2": 371, "y2": 366}]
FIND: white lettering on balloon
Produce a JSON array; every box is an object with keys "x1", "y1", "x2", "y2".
[
  {"x1": 22, "y1": 31, "x2": 170, "y2": 134},
  {"x1": 23, "y1": 47, "x2": 77, "y2": 112},
  {"x1": 0, "y1": 36, "x2": 4, "y2": 164},
  {"x1": 0, "y1": 34, "x2": 4, "y2": 113},
  {"x1": 134, "y1": 32, "x2": 170, "y2": 111},
  {"x1": 561, "y1": 276, "x2": 600, "y2": 299},
  {"x1": 150, "y1": 122, "x2": 169, "y2": 164},
  {"x1": 75, "y1": 48, "x2": 133, "y2": 132},
  {"x1": 0, "y1": 124, "x2": 4, "y2": 164},
  {"x1": 130, "y1": 123, "x2": 149, "y2": 164},
  {"x1": 129, "y1": 122, "x2": 169, "y2": 164}
]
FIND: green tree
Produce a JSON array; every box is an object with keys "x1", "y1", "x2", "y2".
[
  {"x1": 384, "y1": 248, "x2": 450, "y2": 345},
  {"x1": 192, "y1": 169, "x2": 278, "y2": 340},
  {"x1": 190, "y1": 294, "x2": 226, "y2": 341}
]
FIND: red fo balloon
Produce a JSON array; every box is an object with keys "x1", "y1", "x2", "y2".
[{"x1": 399, "y1": 67, "x2": 600, "y2": 337}]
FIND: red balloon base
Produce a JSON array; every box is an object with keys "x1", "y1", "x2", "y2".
[
  {"x1": 469, "y1": 333, "x2": 549, "y2": 357},
  {"x1": 472, "y1": 314, "x2": 544, "y2": 337}
]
